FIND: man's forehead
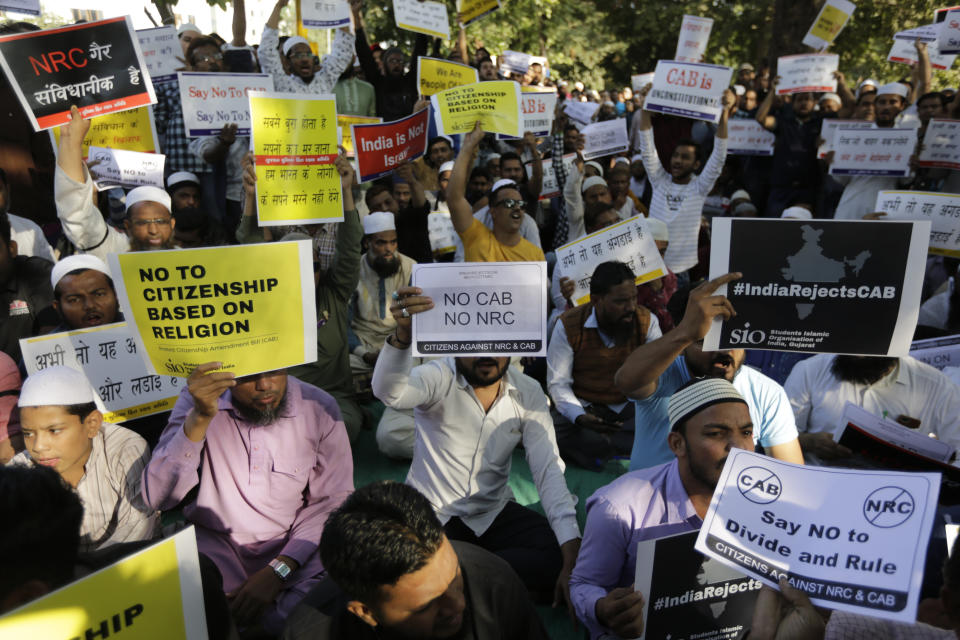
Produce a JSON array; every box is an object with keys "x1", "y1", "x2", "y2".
[{"x1": 60, "y1": 269, "x2": 111, "y2": 290}]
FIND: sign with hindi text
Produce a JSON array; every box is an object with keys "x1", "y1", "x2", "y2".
[
  {"x1": 726, "y1": 119, "x2": 775, "y2": 156},
  {"x1": 646, "y1": 60, "x2": 733, "y2": 124},
  {"x1": 580, "y1": 118, "x2": 629, "y2": 161},
  {"x1": 87, "y1": 146, "x2": 165, "y2": 189},
  {"x1": 675, "y1": 15, "x2": 713, "y2": 63},
  {"x1": 136, "y1": 26, "x2": 181, "y2": 84},
  {"x1": 875, "y1": 190, "x2": 960, "y2": 258},
  {"x1": 301, "y1": 0, "x2": 351, "y2": 28},
  {"x1": 394, "y1": 0, "x2": 450, "y2": 40},
  {"x1": 776, "y1": 54, "x2": 838, "y2": 95},
  {"x1": 417, "y1": 57, "x2": 479, "y2": 96},
  {"x1": 802, "y1": 0, "x2": 856, "y2": 50},
  {"x1": 351, "y1": 108, "x2": 429, "y2": 182},
  {"x1": 457, "y1": 0, "x2": 500, "y2": 26},
  {"x1": 829, "y1": 127, "x2": 916, "y2": 177},
  {"x1": 178, "y1": 71, "x2": 273, "y2": 137},
  {"x1": 818, "y1": 119, "x2": 873, "y2": 159},
  {"x1": 50, "y1": 105, "x2": 160, "y2": 158},
  {"x1": 431, "y1": 80, "x2": 521, "y2": 138},
  {"x1": 918, "y1": 119, "x2": 960, "y2": 170}
]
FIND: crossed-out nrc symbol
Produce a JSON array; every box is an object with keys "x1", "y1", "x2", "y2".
[{"x1": 736, "y1": 466, "x2": 782, "y2": 504}]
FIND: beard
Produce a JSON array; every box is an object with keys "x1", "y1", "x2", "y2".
[
  {"x1": 830, "y1": 356, "x2": 897, "y2": 385},
  {"x1": 597, "y1": 315, "x2": 635, "y2": 345},
  {"x1": 370, "y1": 254, "x2": 401, "y2": 278},
  {"x1": 234, "y1": 390, "x2": 288, "y2": 426},
  {"x1": 130, "y1": 236, "x2": 176, "y2": 251},
  {"x1": 689, "y1": 351, "x2": 741, "y2": 382},
  {"x1": 455, "y1": 357, "x2": 508, "y2": 387}
]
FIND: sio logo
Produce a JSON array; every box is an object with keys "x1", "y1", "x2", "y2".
[
  {"x1": 737, "y1": 466, "x2": 782, "y2": 504},
  {"x1": 863, "y1": 486, "x2": 915, "y2": 528}
]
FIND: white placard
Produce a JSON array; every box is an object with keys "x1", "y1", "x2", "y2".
[
  {"x1": 555, "y1": 215, "x2": 667, "y2": 306},
  {"x1": 411, "y1": 261, "x2": 548, "y2": 357},
  {"x1": 19, "y1": 322, "x2": 180, "y2": 423},
  {"x1": 427, "y1": 211, "x2": 459, "y2": 256},
  {"x1": 580, "y1": 118, "x2": 629, "y2": 161},
  {"x1": 0, "y1": 0, "x2": 39, "y2": 15},
  {"x1": 529, "y1": 153, "x2": 576, "y2": 200},
  {"x1": 136, "y1": 26, "x2": 181, "y2": 84},
  {"x1": 499, "y1": 50, "x2": 531, "y2": 75},
  {"x1": 875, "y1": 190, "x2": 960, "y2": 257},
  {"x1": 910, "y1": 334, "x2": 960, "y2": 370},
  {"x1": 918, "y1": 119, "x2": 960, "y2": 170},
  {"x1": 675, "y1": 15, "x2": 714, "y2": 63},
  {"x1": 840, "y1": 402, "x2": 955, "y2": 463},
  {"x1": 802, "y1": 0, "x2": 856, "y2": 51},
  {"x1": 829, "y1": 127, "x2": 917, "y2": 177},
  {"x1": 520, "y1": 89, "x2": 556, "y2": 137},
  {"x1": 562, "y1": 100, "x2": 600, "y2": 126},
  {"x1": 394, "y1": 0, "x2": 451, "y2": 40},
  {"x1": 888, "y1": 38, "x2": 957, "y2": 70},
  {"x1": 695, "y1": 448, "x2": 940, "y2": 623},
  {"x1": 818, "y1": 119, "x2": 874, "y2": 158},
  {"x1": 177, "y1": 71, "x2": 274, "y2": 137},
  {"x1": 631, "y1": 72, "x2": 655, "y2": 93},
  {"x1": 301, "y1": 0, "x2": 351, "y2": 28},
  {"x1": 645, "y1": 60, "x2": 733, "y2": 124},
  {"x1": 939, "y1": 9, "x2": 960, "y2": 53},
  {"x1": 895, "y1": 22, "x2": 940, "y2": 42},
  {"x1": 86, "y1": 146, "x2": 165, "y2": 189},
  {"x1": 776, "y1": 54, "x2": 838, "y2": 95},
  {"x1": 726, "y1": 119, "x2": 775, "y2": 156}
]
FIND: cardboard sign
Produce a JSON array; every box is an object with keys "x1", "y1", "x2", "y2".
[
  {"x1": 417, "y1": 57, "x2": 479, "y2": 97},
  {"x1": 136, "y1": 26, "x2": 181, "y2": 84},
  {"x1": 457, "y1": 0, "x2": 500, "y2": 26},
  {"x1": 894, "y1": 23, "x2": 940, "y2": 42},
  {"x1": 829, "y1": 127, "x2": 917, "y2": 177},
  {"x1": 704, "y1": 218, "x2": 929, "y2": 356},
  {"x1": 0, "y1": 527, "x2": 207, "y2": 639},
  {"x1": 580, "y1": 118, "x2": 629, "y2": 161},
  {"x1": 529, "y1": 153, "x2": 576, "y2": 200},
  {"x1": 301, "y1": 0, "x2": 351, "y2": 28},
  {"x1": 726, "y1": 119, "x2": 776, "y2": 156},
  {"x1": 562, "y1": 99, "x2": 599, "y2": 126},
  {"x1": 875, "y1": 190, "x2": 960, "y2": 258},
  {"x1": 0, "y1": 0, "x2": 39, "y2": 15},
  {"x1": 499, "y1": 50, "x2": 531, "y2": 75},
  {"x1": 802, "y1": 0, "x2": 856, "y2": 50},
  {"x1": 87, "y1": 146, "x2": 165, "y2": 189},
  {"x1": 337, "y1": 114, "x2": 381, "y2": 157},
  {"x1": 695, "y1": 449, "x2": 940, "y2": 623},
  {"x1": 109, "y1": 241, "x2": 318, "y2": 378},
  {"x1": 910, "y1": 334, "x2": 960, "y2": 370},
  {"x1": 178, "y1": 71, "x2": 273, "y2": 137},
  {"x1": 675, "y1": 15, "x2": 713, "y2": 63},
  {"x1": 776, "y1": 54, "x2": 838, "y2": 95},
  {"x1": 646, "y1": 60, "x2": 733, "y2": 124},
  {"x1": 0, "y1": 16, "x2": 157, "y2": 131},
  {"x1": 631, "y1": 72, "x2": 655, "y2": 93},
  {"x1": 51, "y1": 105, "x2": 160, "y2": 158},
  {"x1": 840, "y1": 402, "x2": 954, "y2": 464},
  {"x1": 430, "y1": 81, "x2": 521, "y2": 138},
  {"x1": 818, "y1": 119, "x2": 873, "y2": 159},
  {"x1": 939, "y1": 8, "x2": 960, "y2": 53},
  {"x1": 394, "y1": 0, "x2": 450, "y2": 40},
  {"x1": 636, "y1": 531, "x2": 762, "y2": 640},
  {"x1": 554, "y1": 215, "x2": 667, "y2": 306},
  {"x1": 249, "y1": 91, "x2": 343, "y2": 226},
  {"x1": 351, "y1": 108, "x2": 429, "y2": 182},
  {"x1": 518, "y1": 87, "x2": 556, "y2": 137},
  {"x1": 918, "y1": 119, "x2": 960, "y2": 170},
  {"x1": 411, "y1": 261, "x2": 548, "y2": 357},
  {"x1": 888, "y1": 38, "x2": 957, "y2": 70},
  {"x1": 19, "y1": 322, "x2": 179, "y2": 423}
]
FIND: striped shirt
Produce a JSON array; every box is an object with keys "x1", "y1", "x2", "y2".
[{"x1": 639, "y1": 127, "x2": 727, "y2": 273}]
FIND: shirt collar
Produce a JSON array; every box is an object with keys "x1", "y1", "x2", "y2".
[
  {"x1": 665, "y1": 458, "x2": 702, "y2": 525},
  {"x1": 219, "y1": 375, "x2": 301, "y2": 420},
  {"x1": 449, "y1": 358, "x2": 520, "y2": 400}
]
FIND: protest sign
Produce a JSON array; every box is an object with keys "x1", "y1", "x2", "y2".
[
  {"x1": 675, "y1": 15, "x2": 714, "y2": 63},
  {"x1": 411, "y1": 261, "x2": 548, "y2": 357},
  {"x1": 776, "y1": 54, "x2": 838, "y2": 95},
  {"x1": 645, "y1": 60, "x2": 733, "y2": 124},
  {"x1": 351, "y1": 108, "x2": 429, "y2": 182},
  {"x1": 818, "y1": 119, "x2": 873, "y2": 159},
  {"x1": 939, "y1": 8, "x2": 960, "y2": 54},
  {"x1": 110, "y1": 241, "x2": 317, "y2": 378},
  {"x1": 0, "y1": 0, "x2": 39, "y2": 15},
  {"x1": 894, "y1": 23, "x2": 940, "y2": 42},
  {"x1": 911, "y1": 335, "x2": 960, "y2": 370},
  {"x1": 562, "y1": 99, "x2": 599, "y2": 126},
  {"x1": 86, "y1": 146, "x2": 165, "y2": 189},
  {"x1": 431, "y1": 81, "x2": 521, "y2": 138},
  {"x1": 19, "y1": 322, "x2": 179, "y2": 423},
  {"x1": 427, "y1": 211, "x2": 460, "y2": 257},
  {"x1": 0, "y1": 16, "x2": 157, "y2": 131},
  {"x1": 918, "y1": 119, "x2": 960, "y2": 170},
  {"x1": 829, "y1": 127, "x2": 917, "y2": 177},
  {"x1": 457, "y1": 0, "x2": 500, "y2": 26},
  {"x1": 338, "y1": 114, "x2": 381, "y2": 157},
  {"x1": 631, "y1": 72, "x2": 655, "y2": 93},
  {"x1": 301, "y1": 0, "x2": 351, "y2": 28},
  {"x1": 875, "y1": 190, "x2": 960, "y2": 258},
  {"x1": 636, "y1": 531, "x2": 762, "y2": 640},
  {"x1": 704, "y1": 218, "x2": 929, "y2": 356},
  {"x1": 840, "y1": 402, "x2": 954, "y2": 464},
  {"x1": 516, "y1": 87, "x2": 556, "y2": 137},
  {"x1": 695, "y1": 449, "x2": 940, "y2": 623},
  {"x1": 529, "y1": 153, "x2": 576, "y2": 200},
  {"x1": 250, "y1": 91, "x2": 343, "y2": 225},
  {"x1": 802, "y1": 0, "x2": 856, "y2": 50},
  {"x1": 887, "y1": 38, "x2": 957, "y2": 70},
  {"x1": 178, "y1": 72, "x2": 273, "y2": 137},
  {"x1": 0, "y1": 527, "x2": 206, "y2": 639},
  {"x1": 417, "y1": 57, "x2": 479, "y2": 96},
  {"x1": 580, "y1": 118, "x2": 629, "y2": 161},
  {"x1": 726, "y1": 119, "x2": 775, "y2": 156},
  {"x1": 394, "y1": 0, "x2": 450, "y2": 40},
  {"x1": 51, "y1": 105, "x2": 160, "y2": 158},
  {"x1": 499, "y1": 50, "x2": 531, "y2": 75},
  {"x1": 136, "y1": 26, "x2": 180, "y2": 84},
  {"x1": 555, "y1": 215, "x2": 667, "y2": 306}
]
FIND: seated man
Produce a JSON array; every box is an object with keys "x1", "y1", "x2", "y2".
[
  {"x1": 547, "y1": 261, "x2": 662, "y2": 470},
  {"x1": 784, "y1": 353, "x2": 960, "y2": 463},
  {"x1": 283, "y1": 481, "x2": 549, "y2": 639},
  {"x1": 616, "y1": 274, "x2": 804, "y2": 470},
  {"x1": 143, "y1": 362, "x2": 354, "y2": 634},
  {"x1": 569, "y1": 377, "x2": 755, "y2": 639},
  {"x1": 371, "y1": 287, "x2": 580, "y2": 603},
  {"x1": 12, "y1": 366, "x2": 158, "y2": 552},
  {"x1": 367, "y1": 174, "x2": 433, "y2": 265},
  {"x1": 49, "y1": 255, "x2": 120, "y2": 332}
]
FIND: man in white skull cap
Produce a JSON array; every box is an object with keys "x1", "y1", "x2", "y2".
[
  {"x1": 49, "y1": 254, "x2": 120, "y2": 331},
  {"x1": 177, "y1": 22, "x2": 202, "y2": 56}
]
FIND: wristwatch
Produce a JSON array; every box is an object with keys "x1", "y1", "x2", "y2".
[{"x1": 269, "y1": 558, "x2": 293, "y2": 581}]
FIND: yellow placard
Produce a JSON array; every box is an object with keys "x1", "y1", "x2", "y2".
[
  {"x1": 458, "y1": 0, "x2": 500, "y2": 26},
  {"x1": 52, "y1": 106, "x2": 159, "y2": 159},
  {"x1": 417, "y1": 57, "x2": 480, "y2": 96},
  {"x1": 337, "y1": 114, "x2": 382, "y2": 156},
  {"x1": 810, "y1": 5, "x2": 850, "y2": 42},
  {"x1": 0, "y1": 528, "x2": 205, "y2": 640},
  {"x1": 430, "y1": 80, "x2": 521, "y2": 138},
  {"x1": 108, "y1": 241, "x2": 317, "y2": 378}
]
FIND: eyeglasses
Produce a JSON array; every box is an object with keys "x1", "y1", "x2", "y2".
[
  {"x1": 495, "y1": 198, "x2": 526, "y2": 210},
  {"x1": 131, "y1": 218, "x2": 172, "y2": 227},
  {"x1": 193, "y1": 53, "x2": 223, "y2": 64},
  {"x1": 289, "y1": 52, "x2": 314, "y2": 61}
]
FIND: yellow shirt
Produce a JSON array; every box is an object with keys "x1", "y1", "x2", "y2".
[{"x1": 459, "y1": 218, "x2": 546, "y2": 263}]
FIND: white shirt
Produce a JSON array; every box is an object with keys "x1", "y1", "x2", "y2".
[
  {"x1": 918, "y1": 278, "x2": 952, "y2": 330},
  {"x1": 639, "y1": 127, "x2": 727, "y2": 273},
  {"x1": 371, "y1": 341, "x2": 580, "y2": 544},
  {"x1": 562, "y1": 164, "x2": 587, "y2": 241},
  {"x1": 259, "y1": 27, "x2": 354, "y2": 95},
  {"x1": 8, "y1": 213, "x2": 55, "y2": 261},
  {"x1": 54, "y1": 165, "x2": 131, "y2": 261},
  {"x1": 784, "y1": 353, "x2": 960, "y2": 449},
  {"x1": 547, "y1": 308, "x2": 661, "y2": 422}
]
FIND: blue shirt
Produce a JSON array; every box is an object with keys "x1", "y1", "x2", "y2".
[{"x1": 629, "y1": 356, "x2": 799, "y2": 470}]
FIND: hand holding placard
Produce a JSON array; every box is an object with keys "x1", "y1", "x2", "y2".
[
  {"x1": 183, "y1": 362, "x2": 236, "y2": 442},
  {"x1": 678, "y1": 272, "x2": 741, "y2": 343},
  {"x1": 389, "y1": 286, "x2": 434, "y2": 347}
]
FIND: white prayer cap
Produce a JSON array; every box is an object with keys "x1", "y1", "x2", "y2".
[
  {"x1": 282, "y1": 36, "x2": 310, "y2": 57},
  {"x1": 585, "y1": 160, "x2": 604, "y2": 175},
  {"x1": 877, "y1": 82, "x2": 909, "y2": 99},
  {"x1": 178, "y1": 23, "x2": 201, "y2": 37},
  {"x1": 645, "y1": 216, "x2": 668, "y2": 242},
  {"x1": 19, "y1": 366, "x2": 96, "y2": 408},
  {"x1": 947, "y1": 87, "x2": 958, "y2": 93},
  {"x1": 438, "y1": 161, "x2": 455, "y2": 175},
  {"x1": 362, "y1": 211, "x2": 396, "y2": 236},
  {"x1": 433, "y1": 135, "x2": 454, "y2": 147},
  {"x1": 125, "y1": 186, "x2": 171, "y2": 214},
  {"x1": 668, "y1": 378, "x2": 746, "y2": 432},
  {"x1": 574, "y1": 81, "x2": 584, "y2": 91},
  {"x1": 631, "y1": 153, "x2": 643, "y2": 163},
  {"x1": 51, "y1": 255, "x2": 111, "y2": 290},
  {"x1": 581, "y1": 176, "x2": 607, "y2": 193},
  {"x1": 734, "y1": 201, "x2": 758, "y2": 216},
  {"x1": 166, "y1": 171, "x2": 199, "y2": 189},
  {"x1": 491, "y1": 178, "x2": 517, "y2": 192},
  {"x1": 733, "y1": 84, "x2": 746, "y2": 96},
  {"x1": 859, "y1": 79, "x2": 877, "y2": 89},
  {"x1": 820, "y1": 92, "x2": 841, "y2": 104},
  {"x1": 730, "y1": 189, "x2": 751, "y2": 202},
  {"x1": 781, "y1": 206, "x2": 812, "y2": 220},
  {"x1": 613, "y1": 157, "x2": 629, "y2": 166}
]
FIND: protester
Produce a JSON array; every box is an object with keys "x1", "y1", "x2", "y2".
[
  {"x1": 0, "y1": 351, "x2": 20, "y2": 464},
  {"x1": 49, "y1": 254, "x2": 119, "y2": 331},
  {"x1": 635, "y1": 216, "x2": 678, "y2": 331},
  {"x1": 0, "y1": 169, "x2": 55, "y2": 261},
  {"x1": 166, "y1": 171, "x2": 202, "y2": 212},
  {"x1": 414, "y1": 136, "x2": 455, "y2": 192},
  {"x1": 333, "y1": 58, "x2": 377, "y2": 117}
]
